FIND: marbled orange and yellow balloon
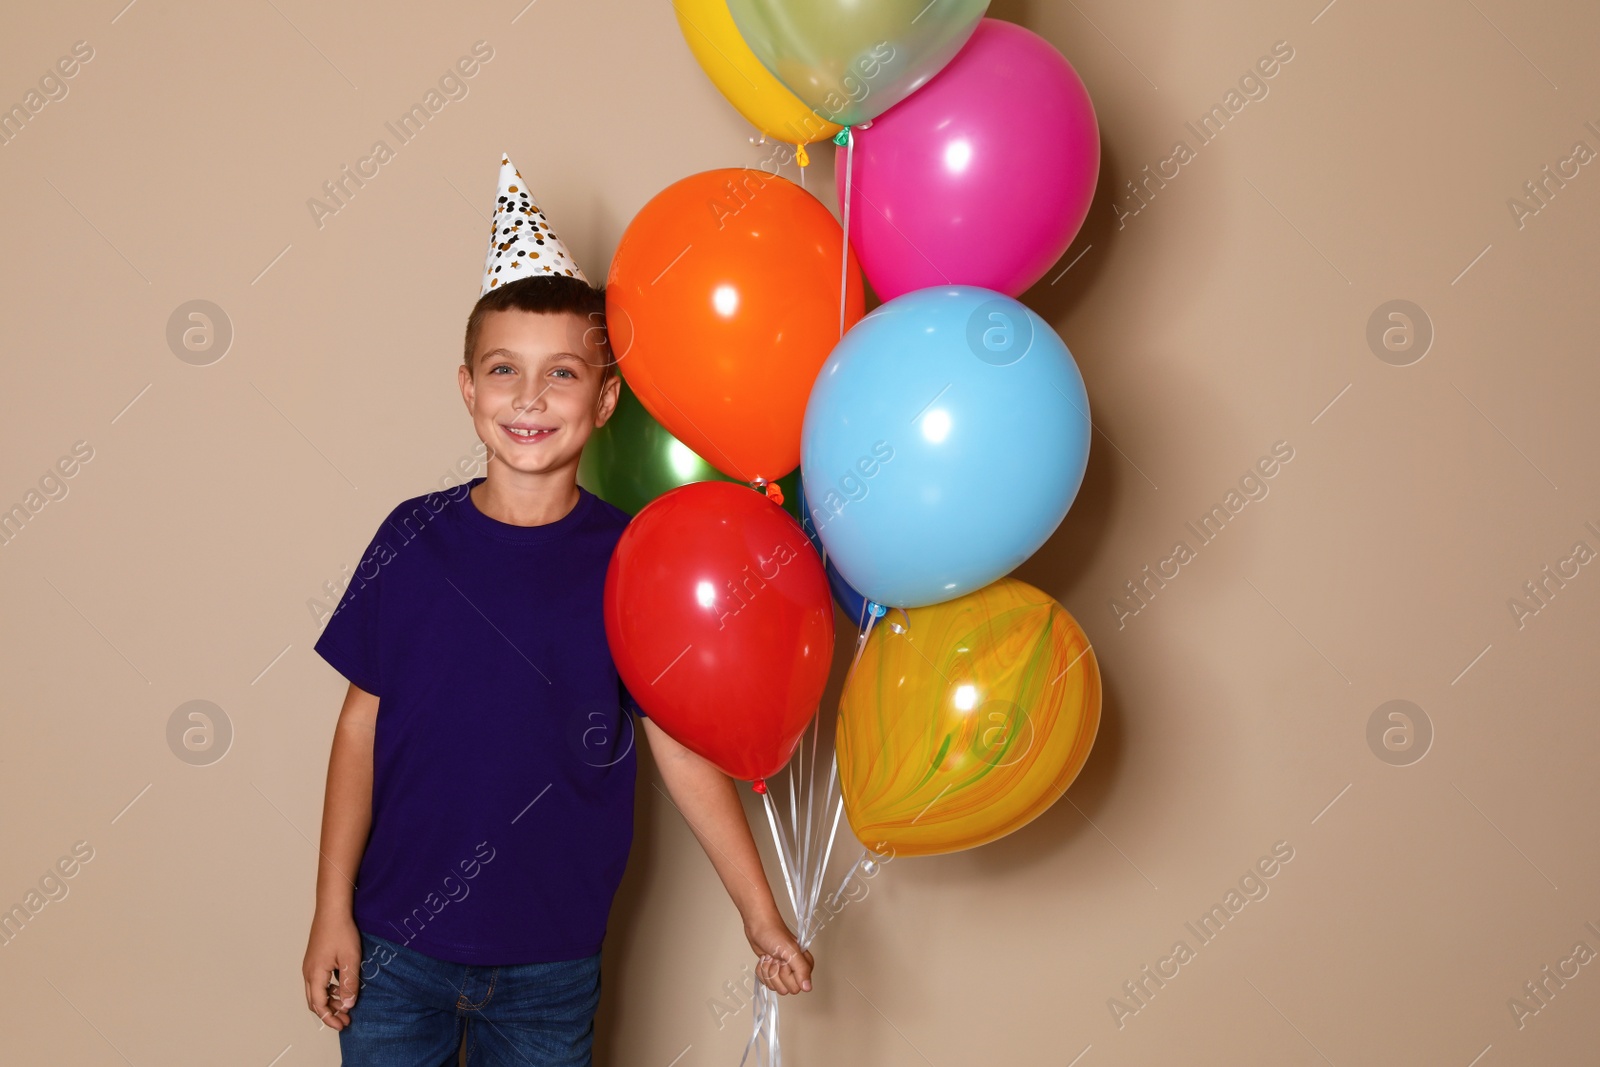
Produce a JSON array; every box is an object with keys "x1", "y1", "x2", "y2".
[{"x1": 837, "y1": 578, "x2": 1100, "y2": 856}]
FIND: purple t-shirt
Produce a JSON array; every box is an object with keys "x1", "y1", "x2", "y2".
[{"x1": 314, "y1": 477, "x2": 646, "y2": 965}]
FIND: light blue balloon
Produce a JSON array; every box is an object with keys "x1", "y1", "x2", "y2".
[{"x1": 800, "y1": 286, "x2": 1090, "y2": 608}]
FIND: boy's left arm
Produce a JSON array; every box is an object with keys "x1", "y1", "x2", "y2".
[{"x1": 641, "y1": 716, "x2": 814, "y2": 995}]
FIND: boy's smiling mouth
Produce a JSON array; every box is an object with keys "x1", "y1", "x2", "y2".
[{"x1": 502, "y1": 422, "x2": 556, "y2": 443}]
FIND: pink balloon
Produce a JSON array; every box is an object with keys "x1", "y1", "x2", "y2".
[{"x1": 836, "y1": 19, "x2": 1100, "y2": 300}]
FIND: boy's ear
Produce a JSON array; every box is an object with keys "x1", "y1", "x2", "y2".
[
  {"x1": 458, "y1": 361, "x2": 477, "y2": 412},
  {"x1": 594, "y1": 370, "x2": 621, "y2": 428}
]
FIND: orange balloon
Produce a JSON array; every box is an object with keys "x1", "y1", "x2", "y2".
[{"x1": 606, "y1": 169, "x2": 865, "y2": 484}]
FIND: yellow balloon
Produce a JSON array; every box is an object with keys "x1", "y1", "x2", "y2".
[
  {"x1": 837, "y1": 578, "x2": 1101, "y2": 857},
  {"x1": 672, "y1": 0, "x2": 841, "y2": 147}
]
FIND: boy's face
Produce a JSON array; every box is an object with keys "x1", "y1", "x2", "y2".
[{"x1": 458, "y1": 308, "x2": 619, "y2": 479}]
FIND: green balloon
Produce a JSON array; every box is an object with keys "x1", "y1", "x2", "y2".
[
  {"x1": 725, "y1": 0, "x2": 989, "y2": 128},
  {"x1": 579, "y1": 381, "x2": 800, "y2": 519}
]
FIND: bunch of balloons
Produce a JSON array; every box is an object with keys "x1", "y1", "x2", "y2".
[{"x1": 600, "y1": 1, "x2": 1104, "y2": 865}]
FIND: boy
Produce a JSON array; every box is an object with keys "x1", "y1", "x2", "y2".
[{"x1": 302, "y1": 156, "x2": 812, "y2": 1066}]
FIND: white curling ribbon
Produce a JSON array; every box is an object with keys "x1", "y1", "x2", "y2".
[{"x1": 739, "y1": 640, "x2": 882, "y2": 1067}]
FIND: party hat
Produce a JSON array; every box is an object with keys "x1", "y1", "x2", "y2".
[{"x1": 480, "y1": 154, "x2": 588, "y2": 295}]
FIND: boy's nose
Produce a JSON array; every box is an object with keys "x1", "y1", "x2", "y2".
[{"x1": 515, "y1": 385, "x2": 550, "y2": 414}]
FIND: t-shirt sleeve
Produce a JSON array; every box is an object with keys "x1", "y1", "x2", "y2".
[
  {"x1": 620, "y1": 678, "x2": 648, "y2": 720},
  {"x1": 313, "y1": 512, "x2": 396, "y2": 697}
]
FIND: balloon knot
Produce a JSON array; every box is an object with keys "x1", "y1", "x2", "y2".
[
  {"x1": 752, "y1": 778, "x2": 767, "y2": 794},
  {"x1": 832, "y1": 126, "x2": 852, "y2": 147},
  {"x1": 795, "y1": 142, "x2": 810, "y2": 167},
  {"x1": 867, "y1": 601, "x2": 886, "y2": 618},
  {"x1": 764, "y1": 481, "x2": 785, "y2": 506}
]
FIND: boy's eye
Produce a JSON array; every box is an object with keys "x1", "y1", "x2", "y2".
[
  {"x1": 552, "y1": 367, "x2": 576, "y2": 379},
  {"x1": 489, "y1": 365, "x2": 512, "y2": 375}
]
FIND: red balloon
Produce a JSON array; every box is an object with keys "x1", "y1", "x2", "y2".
[{"x1": 604, "y1": 480, "x2": 835, "y2": 783}]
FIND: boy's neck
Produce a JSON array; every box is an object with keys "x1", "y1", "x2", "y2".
[{"x1": 470, "y1": 463, "x2": 581, "y2": 527}]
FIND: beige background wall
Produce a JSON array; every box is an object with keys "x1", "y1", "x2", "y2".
[{"x1": 3, "y1": 0, "x2": 1597, "y2": 1064}]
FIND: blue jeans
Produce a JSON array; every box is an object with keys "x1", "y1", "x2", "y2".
[{"x1": 339, "y1": 930, "x2": 602, "y2": 1066}]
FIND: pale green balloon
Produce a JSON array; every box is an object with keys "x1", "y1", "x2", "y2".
[{"x1": 725, "y1": 0, "x2": 990, "y2": 128}]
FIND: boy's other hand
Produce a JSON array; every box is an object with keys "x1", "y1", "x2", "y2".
[
  {"x1": 745, "y1": 914, "x2": 814, "y2": 995},
  {"x1": 302, "y1": 910, "x2": 362, "y2": 1030}
]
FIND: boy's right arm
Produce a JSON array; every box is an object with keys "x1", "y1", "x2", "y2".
[{"x1": 301, "y1": 681, "x2": 379, "y2": 1031}]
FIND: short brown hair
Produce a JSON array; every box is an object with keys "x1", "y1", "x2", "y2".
[{"x1": 462, "y1": 274, "x2": 616, "y2": 384}]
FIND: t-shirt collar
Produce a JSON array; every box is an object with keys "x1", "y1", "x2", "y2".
[{"x1": 457, "y1": 476, "x2": 594, "y2": 543}]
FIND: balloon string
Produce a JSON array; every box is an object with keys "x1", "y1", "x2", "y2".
[
  {"x1": 745, "y1": 596, "x2": 884, "y2": 1063},
  {"x1": 798, "y1": 708, "x2": 819, "y2": 921},
  {"x1": 800, "y1": 707, "x2": 829, "y2": 935},
  {"x1": 837, "y1": 125, "x2": 854, "y2": 340},
  {"x1": 825, "y1": 846, "x2": 871, "y2": 911},
  {"x1": 805, "y1": 769, "x2": 844, "y2": 945},
  {"x1": 789, "y1": 736, "x2": 799, "y2": 831},
  {"x1": 743, "y1": 786, "x2": 871, "y2": 1066},
  {"x1": 786, "y1": 745, "x2": 799, "y2": 906},
  {"x1": 848, "y1": 603, "x2": 880, "y2": 677},
  {"x1": 770, "y1": 985, "x2": 782, "y2": 1065},
  {"x1": 763, "y1": 789, "x2": 801, "y2": 924},
  {"x1": 793, "y1": 734, "x2": 806, "y2": 930},
  {"x1": 754, "y1": 789, "x2": 802, "y2": 1067},
  {"x1": 740, "y1": 986, "x2": 775, "y2": 1067}
]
